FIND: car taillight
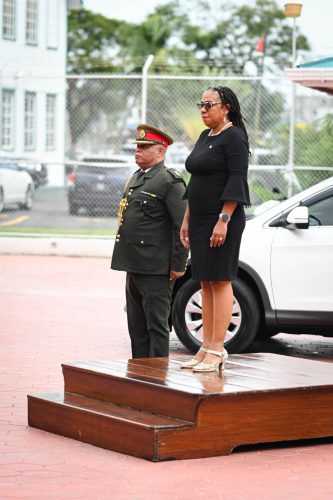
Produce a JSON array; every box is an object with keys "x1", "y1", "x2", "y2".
[{"x1": 67, "y1": 172, "x2": 77, "y2": 186}]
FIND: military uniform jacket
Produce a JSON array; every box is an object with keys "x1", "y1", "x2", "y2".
[{"x1": 111, "y1": 161, "x2": 188, "y2": 275}]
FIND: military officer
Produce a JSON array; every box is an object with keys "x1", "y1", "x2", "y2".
[{"x1": 111, "y1": 124, "x2": 189, "y2": 358}]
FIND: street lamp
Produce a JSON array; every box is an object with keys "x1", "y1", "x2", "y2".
[
  {"x1": 284, "y1": 3, "x2": 302, "y2": 197},
  {"x1": 284, "y1": 3, "x2": 302, "y2": 68}
]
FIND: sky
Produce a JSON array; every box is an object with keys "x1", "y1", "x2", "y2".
[{"x1": 83, "y1": 0, "x2": 333, "y2": 58}]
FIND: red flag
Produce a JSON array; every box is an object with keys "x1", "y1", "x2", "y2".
[{"x1": 256, "y1": 36, "x2": 265, "y2": 53}]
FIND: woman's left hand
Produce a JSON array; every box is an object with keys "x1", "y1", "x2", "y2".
[
  {"x1": 169, "y1": 270, "x2": 185, "y2": 281},
  {"x1": 210, "y1": 220, "x2": 228, "y2": 247}
]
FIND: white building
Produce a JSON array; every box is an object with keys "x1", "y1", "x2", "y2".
[{"x1": 0, "y1": 0, "x2": 69, "y2": 185}]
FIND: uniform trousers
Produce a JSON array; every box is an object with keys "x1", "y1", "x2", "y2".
[{"x1": 125, "y1": 273, "x2": 174, "y2": 358}]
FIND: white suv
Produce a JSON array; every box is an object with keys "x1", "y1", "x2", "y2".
[{"x1": 171, "y1": 176, "x2": 333, "y2": 353}]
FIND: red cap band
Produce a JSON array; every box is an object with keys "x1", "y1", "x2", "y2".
[{"x1": 139, "y1": 130, "x2": 169, "y2": 147}]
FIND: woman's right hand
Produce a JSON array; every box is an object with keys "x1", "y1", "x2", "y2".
[{"x1": 180, "y1": 219, "x2": 190, "y2": 249}]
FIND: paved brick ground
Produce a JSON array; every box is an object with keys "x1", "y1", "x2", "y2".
[{"x1": 1, "y1": 254, "x2": 333, "y2": 500}]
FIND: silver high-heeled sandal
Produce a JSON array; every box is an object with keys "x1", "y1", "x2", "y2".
[
  {"x1": 180, "y1": 347, "x2": 209, "y2": 369},
  {"x1": 192, "y1": 348, "x2": 228, "y2": 372}
]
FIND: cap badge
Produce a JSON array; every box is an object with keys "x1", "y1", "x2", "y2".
[{"x1": 139, "y1": 129, "x2": 146, "y2": 139}]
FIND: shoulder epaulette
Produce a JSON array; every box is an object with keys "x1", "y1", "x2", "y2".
[{"x1": 167, "y1": 168, "x2": 184, "y2": 181}]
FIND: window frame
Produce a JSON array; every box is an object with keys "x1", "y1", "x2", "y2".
[
  {"x1": 45, "y1": 93, "x2": 57, "y2": 151},
  {"x1": 25, "y1": 0, "x2": 38, "y2": 46},
  {"x1": 2, "y1": 0, "x2": 16, "y2": 40},
  {"x1": 24, "y1": 91, "x2": 37, "y2": 151},
  {"x1": 1, "y1": 89, "x2": 15, "y2": 151}
]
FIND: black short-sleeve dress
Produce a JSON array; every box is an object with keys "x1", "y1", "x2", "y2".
[{"x1": 184, "y1": 126, "x2": 250, "y2": 281}]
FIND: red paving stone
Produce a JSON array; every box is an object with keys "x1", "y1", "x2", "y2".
[{"x1": 1, "y1": 254, "x2": 333, "y2": 499}]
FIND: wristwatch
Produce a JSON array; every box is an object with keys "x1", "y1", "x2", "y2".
[{"x1": 218, "y1": 213, "x2": 230, "y2": 222}]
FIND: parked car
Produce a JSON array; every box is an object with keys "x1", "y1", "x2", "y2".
[
  {"x1": 0, "y1": 157, "x2": 34, "y2": 212},
  {"x1": 17, "y1": 160, "x2": 48, "y2": 189},
  {"x1": 122, "y1": 141, "x2": 190, "y2": 166},
  {"x1": 171, "y1": 176, "x2": 333, "y2": 354},
  {"x1": 67, "y1": 155, "x2": 134, "y2": 215}
]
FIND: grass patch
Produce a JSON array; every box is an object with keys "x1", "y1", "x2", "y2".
[{"x1": 0, "y1": 227, "x2": 115, "y2": 237}]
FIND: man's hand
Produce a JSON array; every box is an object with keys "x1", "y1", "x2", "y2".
[{"x1": 169, "y1": 270, "x2": 185, "y2": 281}]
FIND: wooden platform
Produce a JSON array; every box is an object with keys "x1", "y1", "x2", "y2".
[{"x1": 27, "y1": 353, "x2": 333, "y2": 461}]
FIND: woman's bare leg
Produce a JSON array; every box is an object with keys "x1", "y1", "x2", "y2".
[
  {"x1": 191, "y1": 281, "x2": 214, "y2": 362},
  {"x1": 201, "y1": 280, "x2": 233, "y2": 364}
]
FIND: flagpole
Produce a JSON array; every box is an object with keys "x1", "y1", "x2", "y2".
[
  {"x1": 284, "y1": 3, "x2": 303, "y2": 197},
  {"x1": 252, "y1": 36, "x2": 265, "y2": 164}
]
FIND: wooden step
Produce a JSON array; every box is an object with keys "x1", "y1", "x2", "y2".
[
  {"x1": 62, "y1": 358, "x2": 205, "y2": 421},
  {"x1": 28, "y1": 354, "x2": 333, "y2": 461},
  {"x1": 27, "y1": 392, "x2": 193, "y2": 461},
  {"x1": 62, "y1": 354, "x2": 333, "y2": 418}
]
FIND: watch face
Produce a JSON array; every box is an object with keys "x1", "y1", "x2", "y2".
[{"x1": 220, "y1": 213, "x2": 230, "y2": 222}]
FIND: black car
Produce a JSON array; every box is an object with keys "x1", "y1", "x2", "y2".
[{"x1": 67, "y1": 156, "x2": 134, "y2": 215}]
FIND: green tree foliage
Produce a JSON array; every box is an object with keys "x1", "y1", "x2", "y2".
[
  {"x1": 115, "y1": 5, "x2": 188, "y2": 72},
  {"x1": 172, "y1": 0, "x2": 310, "y2": 73},
  {"x1": 67, "y1": 9, "x2": 125, "y2": 73},
  {"x1": 66, "y1": 1, "x2": 312, "y2": 157},
  {"x1": 66, "y1": 6, "x2": 190, "y2": 154},
  {"x1": 297, "y1": 114, "x2": 333, "y2": 167},
  {"x1": 295, "y1": 115, "x2": 333, "y2": 187},
  {"x1": 67, "y1": 9, "x2": 132, "y2": 155},
  {"x1": 68, "y1": 0, "x2": 311, "y2": 76},
  {"x1": 230, "y1": 0, "x2": 309, "y2": 71}
]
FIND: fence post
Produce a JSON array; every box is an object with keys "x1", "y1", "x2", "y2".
[{"x1": 141, "y1": 55, "x2": 154, "y2": 123}]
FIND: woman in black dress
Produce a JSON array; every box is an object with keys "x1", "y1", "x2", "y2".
[{"x1": 180, "y1": 86, "x2": 250, "y2": 372}]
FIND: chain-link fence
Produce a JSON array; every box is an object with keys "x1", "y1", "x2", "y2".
[{"x1": 1, "y1": 73, "x2": 332, "y2": 235}]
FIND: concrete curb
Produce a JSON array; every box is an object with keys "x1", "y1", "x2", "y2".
[{"x1": 0, "y1": 236, "x2": 114, "y2": 257}]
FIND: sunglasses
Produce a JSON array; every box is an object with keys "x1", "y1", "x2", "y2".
[{"x1": 196, "y1": 101, "x2": 222, "y2": 111}]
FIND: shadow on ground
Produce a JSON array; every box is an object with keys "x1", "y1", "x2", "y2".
[{"x1": 246, "y1": 332, "x2": 333, "y2": 363}]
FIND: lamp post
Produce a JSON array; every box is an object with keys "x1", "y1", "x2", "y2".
[{"x1": 284, "y1": 3, "x2": 302, "y2": 197}]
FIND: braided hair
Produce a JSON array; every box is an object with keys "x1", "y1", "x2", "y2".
[{"x1": 207, "y1": 86, "x2": 250, "y2": 153}]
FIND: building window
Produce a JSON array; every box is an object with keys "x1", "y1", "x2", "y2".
[
  {"x1": 2, "y1": 0, "x2": 16, "y2": 40},
  {"x1": 24, "y1": 92, "x2": 36, "y2": 150},
  {"x1": 25, "y1": 0, "x2": 38, "y2": 45},
  {"x1": 46, "y1": 94, "x2": 56, "y2": 150},
  {"x1": 1, "y1": 90, "x2": 15, "y2": 150},
  {"x1": 46, "y1": 0, "x2": 59, "y2": 49}
]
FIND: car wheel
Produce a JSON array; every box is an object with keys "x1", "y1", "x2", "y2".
[
  {"x1": 171, "y1": 278, "x2": 260, "y2": 354},
  {"x1": 22, "y1": 185, "x2": 34, "y2": 210},
  {"x1": 0, "y1": 187, "x2": 4, "y2": 212}
]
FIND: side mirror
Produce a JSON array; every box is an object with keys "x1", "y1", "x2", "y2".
[{"x1": 286, "y1": 206, "x2": 309, "y2": 229}]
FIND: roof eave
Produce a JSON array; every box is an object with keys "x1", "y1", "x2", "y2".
[{"x1": 285, "y1": 67, "x2": 333, "y2": 96}]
